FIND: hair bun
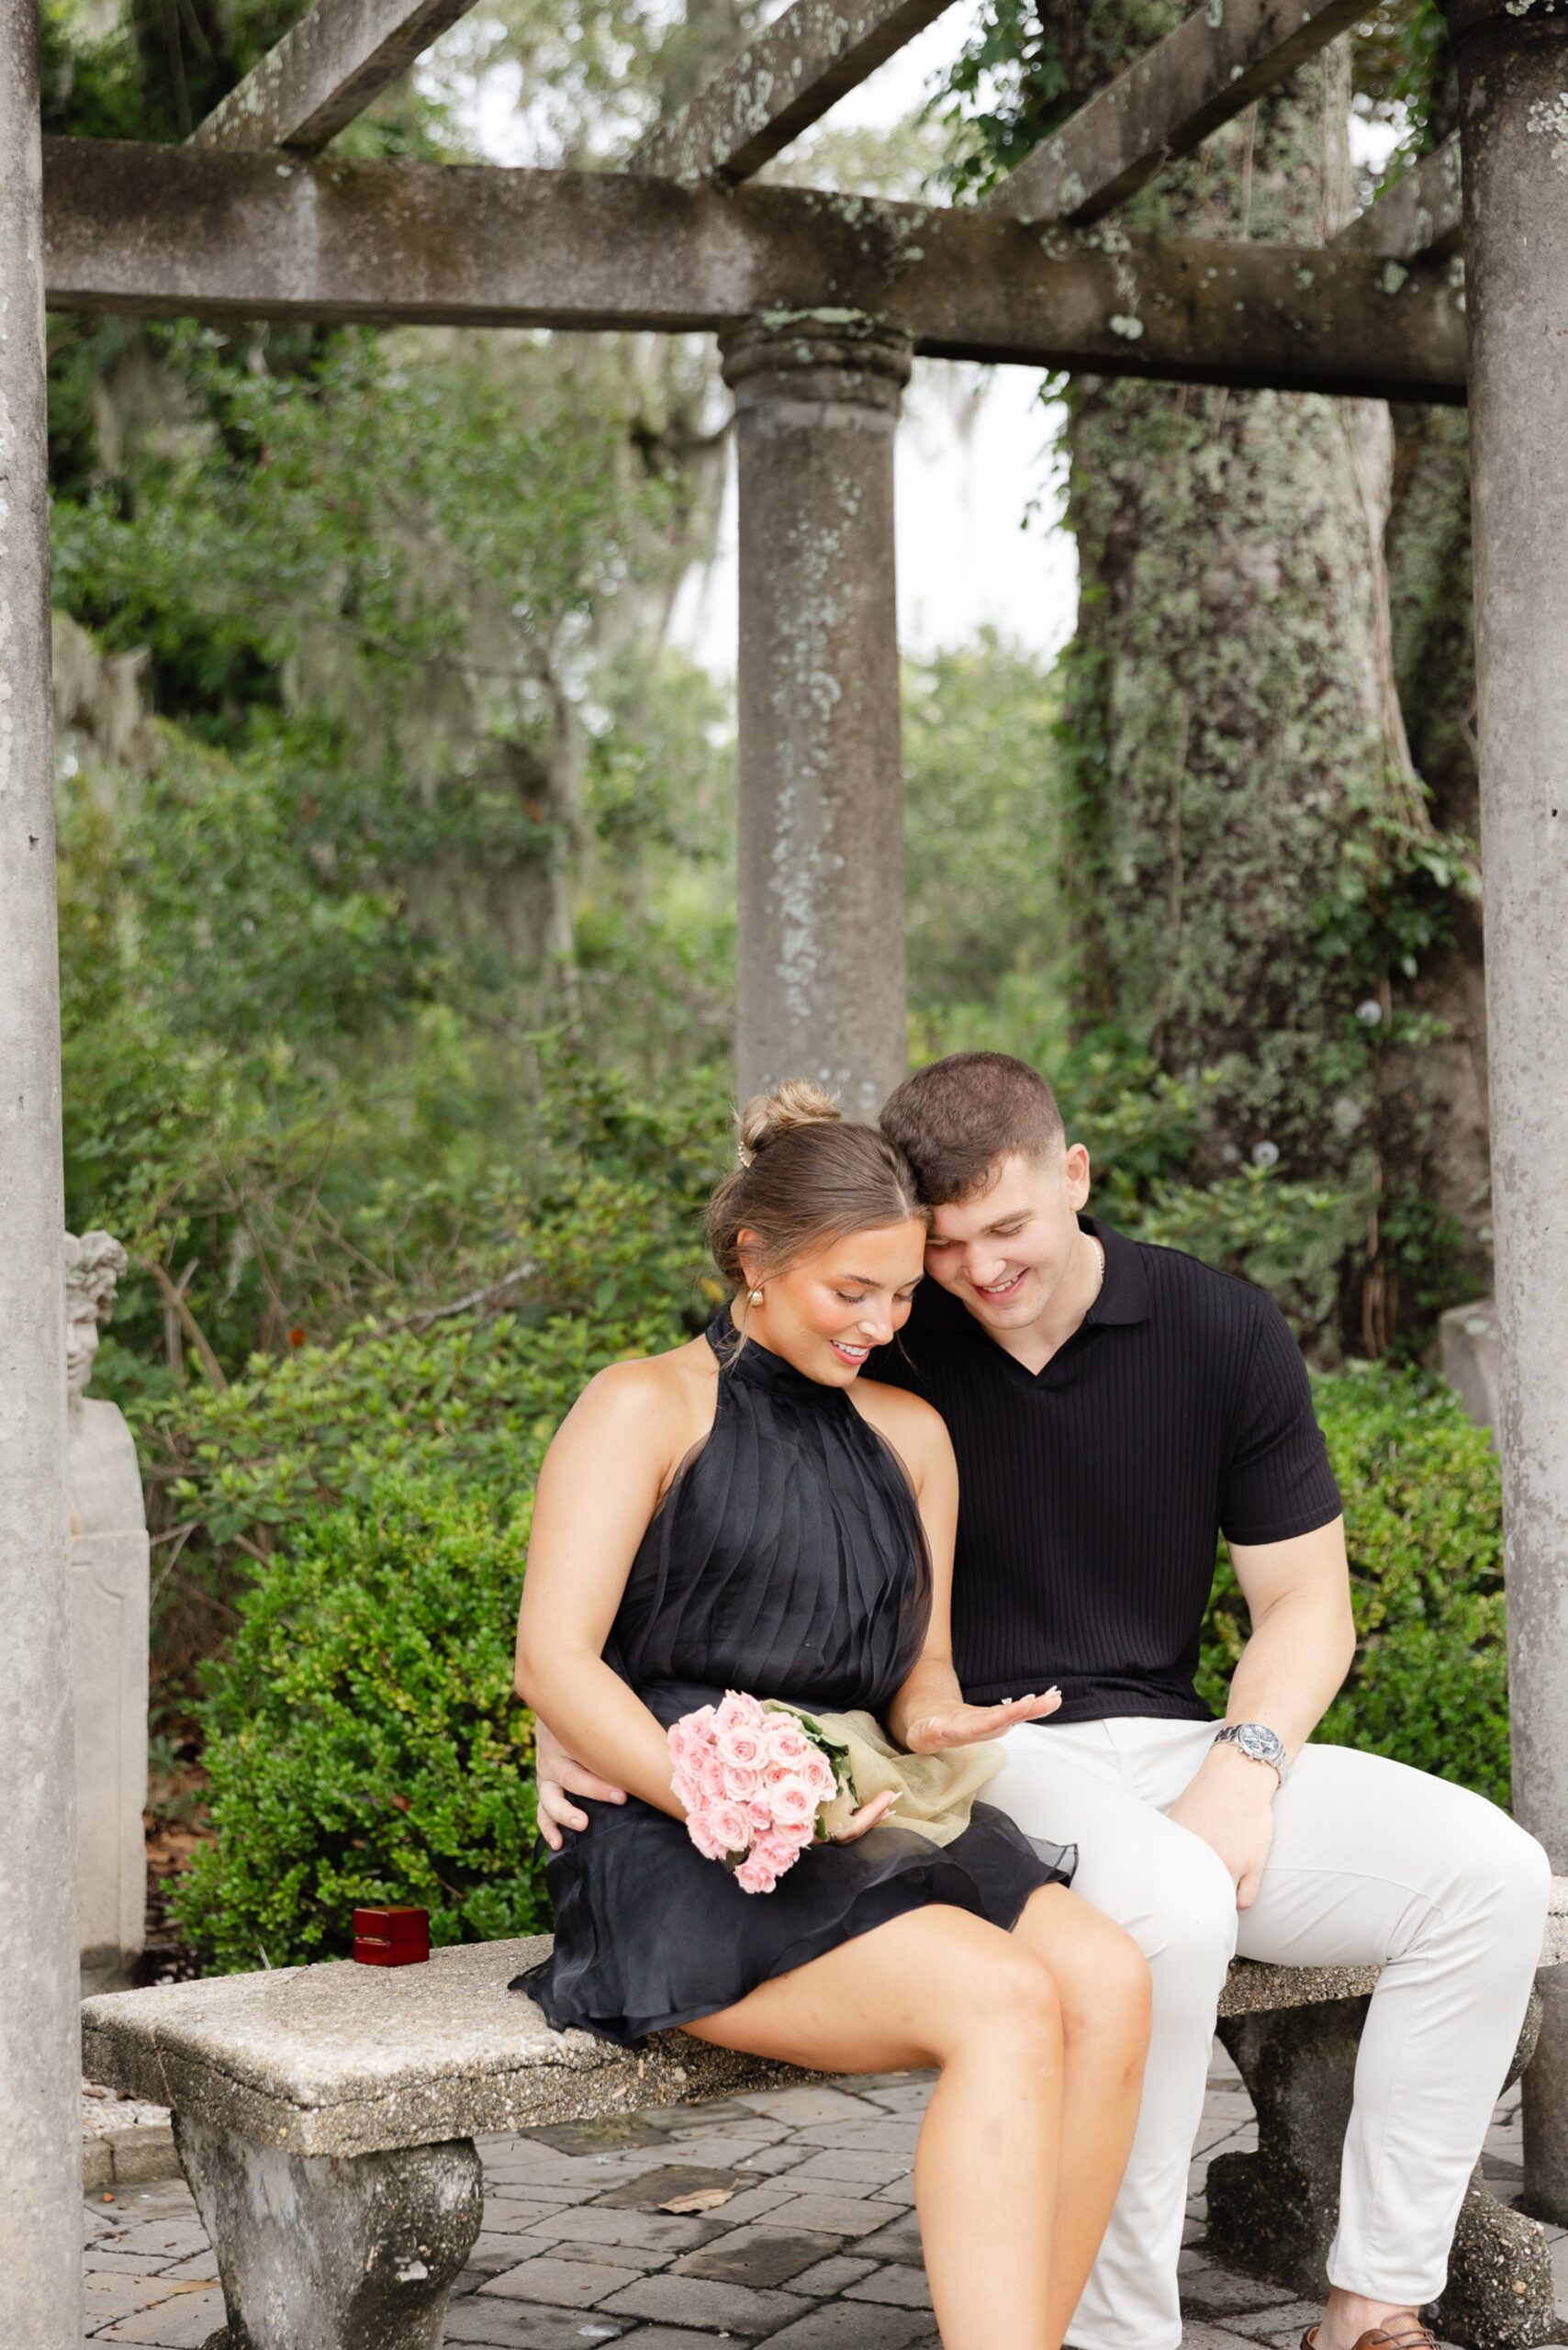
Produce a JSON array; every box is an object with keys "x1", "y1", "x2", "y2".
[{"x1": 736, "y1": 1078, "x2": 843, "y2": 1165}]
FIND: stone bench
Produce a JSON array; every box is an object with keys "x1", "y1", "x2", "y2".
[{"x1": 82, "y1": 1889, "x2": 1568, "y2": 2350}]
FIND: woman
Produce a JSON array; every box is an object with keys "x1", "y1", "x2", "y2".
[{"x1": 512, "y1": 1080, "x2": 1150, "y2": 2350}]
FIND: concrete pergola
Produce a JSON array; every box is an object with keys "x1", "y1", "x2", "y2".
[{"x1": 2, "y1": 0, "x2": 1564, "y2": 2333}]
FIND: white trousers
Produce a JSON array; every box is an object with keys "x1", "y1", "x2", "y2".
[{"x1": 989, "y1": 1717, "x2": 1551, "y2": 2350}]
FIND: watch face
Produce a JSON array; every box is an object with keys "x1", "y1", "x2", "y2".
[{"x1": 1238, "y1": 1725, "x2": 1280, "y2": 1763}]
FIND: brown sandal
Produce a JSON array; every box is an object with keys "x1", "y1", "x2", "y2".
[{"x1": 1302, "y1": 2318, "x2": 1442, "y2": 2350}]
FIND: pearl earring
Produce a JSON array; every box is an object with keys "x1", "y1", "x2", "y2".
[{"x1": 748, "y1": 1287, "x2": 764, "y2": 1306}]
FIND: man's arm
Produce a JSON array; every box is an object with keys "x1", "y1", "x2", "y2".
[
  {"x1": 1166, "y1": 1516, "x2": 1356, "y2": 1907},
  {"x1": 534, "y1": 1717, "x2": 626, "y2": 1852}
]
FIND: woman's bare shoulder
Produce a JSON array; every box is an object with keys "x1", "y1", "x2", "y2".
[
  {"x1": 849, "y1": 1377, "x2": 954, "y2": 1478},
  {"x1": 557, "y1": 1334, "x2": 717, "y2": 1448}
]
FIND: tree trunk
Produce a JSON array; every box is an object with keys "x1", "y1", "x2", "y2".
[{"x1": 1047, "y1": 3, "x2": 1446, "y2": 1352}]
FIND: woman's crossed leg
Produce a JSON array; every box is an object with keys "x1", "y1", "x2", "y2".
[{"x1": 682, "y1": 1886, "x2": 1150, "y2": 2350}]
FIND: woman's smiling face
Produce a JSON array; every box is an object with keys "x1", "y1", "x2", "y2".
[{"x1": 736, "y1": 1215, "x2": 928, "y2": 1384}]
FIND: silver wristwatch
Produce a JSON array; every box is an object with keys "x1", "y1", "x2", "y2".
[{"x1": 1213, "y1": 1721, "x2": 1288, "y2": 1785}]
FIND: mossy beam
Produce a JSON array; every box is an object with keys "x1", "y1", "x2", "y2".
[
  {"x1": 188, "y1": 0, "x2": 478, "y2": 153},
  {"x1": 40, "y1": 140, "x2": 1468, "y2": 402},
  {"x1": 981, "y1": 0, "x2": 1366, "y2": 224},
  {"x1": 630, "y1": 0, "x2": 958, "y2": 186},
  {"x1": 1331, "y1": 134, "x2": 1463, "y2": 262}
]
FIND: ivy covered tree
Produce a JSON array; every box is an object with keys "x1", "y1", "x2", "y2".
[{"x1": 942, "y1": 0, "x2": 1484, "y2": 1359}]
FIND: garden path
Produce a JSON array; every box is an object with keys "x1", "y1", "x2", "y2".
[{"x1": 77, "y1": 2042, "x2": 1568, "y2": 2349}]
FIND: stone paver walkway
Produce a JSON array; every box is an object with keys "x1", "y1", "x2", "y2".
[{"x1": 78, "y1": 2044, "x2": 1568, "y2": 2348}]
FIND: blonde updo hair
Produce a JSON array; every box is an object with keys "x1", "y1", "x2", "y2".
[{"x1": 706, "y1": 1078, "x2": 927, "y2": 1293}]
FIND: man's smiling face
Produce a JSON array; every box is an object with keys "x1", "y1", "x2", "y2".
[{"x1": 922, "y1": 1146, "x2": 1092, "y2": 1333}]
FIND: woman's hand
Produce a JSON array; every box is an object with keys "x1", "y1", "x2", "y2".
[
  {"x1": 903, "y1": 1689, "x2": 1061, "y2": 1754},
  {"x1": 830, "y1": 1790, "x2": 902, "y2": 1842}
]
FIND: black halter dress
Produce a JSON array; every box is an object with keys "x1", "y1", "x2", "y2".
[{"x1": 512, "y1": 1314, "x2": 1077, "y2": 2046}]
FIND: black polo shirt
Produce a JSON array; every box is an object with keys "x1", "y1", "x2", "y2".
[{"x1": 868, "y1": 1215, "x2": 1342, "y2": 1721}]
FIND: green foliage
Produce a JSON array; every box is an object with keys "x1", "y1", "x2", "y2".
[
  {"x1": 1199, "y1": 1367, "x2": 1509, "y2": 1803},
  {"x1": 171, "y1": 1476, "x2": 546, "y2": 1971},
  {"x1": 903, "y1": 632, "x2": 1064, "y2": 1016},
  {"x1": 126, "y1": 1064, "x2": 724, "y2": 1716},
  {"x1": 935, "y1": 0, "x2": 1071, "y2": 197}
]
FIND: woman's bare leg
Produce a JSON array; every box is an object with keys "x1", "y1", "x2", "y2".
[
  {"x1": 1012, "y1": 1886, "x2": 1152, "y2": 2343},
  {"x1": 682, "y1": 1903, "x2": 1066, "y2": 2350}
]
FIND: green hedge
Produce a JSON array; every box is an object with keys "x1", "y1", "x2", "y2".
[
  {"x1": 176, "y1": 1350, "x2": 1510, "y2": 1975},
  {"x1": 1198, "y1": 1363, "x2": 1509, "y2": 1805},
  {"x1": 172, "y1": 1476, "x2": 545, "y2": 1972}
]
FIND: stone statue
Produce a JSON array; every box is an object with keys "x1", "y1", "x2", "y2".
[{"x1": 66, "y1": 1230, "x2": 150, "y2": 1993}]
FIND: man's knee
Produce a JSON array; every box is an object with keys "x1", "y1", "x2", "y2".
[
  {"x1": 1480, "y1": 1812, "x2": 1552, "y2": 1938},
  {"x1": 1424, "y1": 1786, "x2": 1551, "y2": 1958},
  {"x1": 1129, "y1": 1847, "x2": 1238, "y2": 2020}
]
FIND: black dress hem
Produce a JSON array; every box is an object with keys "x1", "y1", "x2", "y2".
[{"x1": 510, "y1": 1813, "x2": 1078, "y2": 2051}]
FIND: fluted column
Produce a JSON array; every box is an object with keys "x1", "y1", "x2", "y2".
[
  {"x1": 1444, "y1": 0, "x2": 1568, "y2": 2223},
  {"x1": 0, "y1": 1, "x2": 84, "y2": 2341},
  {"x1": 721, "y1": 315, "x2": 913, "y2": 1120}
]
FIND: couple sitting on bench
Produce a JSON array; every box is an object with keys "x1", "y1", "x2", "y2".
[{"x1": 513, "y1": 1049, "x2": 1550, "y2": 2350}]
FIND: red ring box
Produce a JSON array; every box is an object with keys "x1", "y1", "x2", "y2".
[{"x1": 352, "y1": 1905, "x2": 431, "y2": 1965}]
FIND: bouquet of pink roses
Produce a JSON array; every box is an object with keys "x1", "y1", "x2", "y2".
[{"x1": 667, "y1": 1690, "x2": 856, "y2": 1894}]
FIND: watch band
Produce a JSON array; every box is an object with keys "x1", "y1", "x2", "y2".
[{"x1": 1213, "y1": 1720, "x2": 1288, "y2": 1785}]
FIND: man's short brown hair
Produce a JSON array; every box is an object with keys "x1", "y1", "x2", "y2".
[{"x1": 879, "y1": 1053, "x2": 1066, "y2": 1205}]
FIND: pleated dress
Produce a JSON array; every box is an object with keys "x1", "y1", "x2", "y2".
[{"x1": 511, "y1": 1312, "x2": 1077, "y2": 2047}]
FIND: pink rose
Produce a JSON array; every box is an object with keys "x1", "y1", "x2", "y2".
[
  {"x1": 769, "y1": 1774, "x2": 817, "y2": 1828},
  {"x1": 748, "y1": 1796, "x2": 776, "y2": 1832},
  {"x1": 734, "y1": 1852, "x2": 778, "y2": 1895},
  {"x1": 723, "y1": 1763, "x2": 762, "y2": 1802},
  {"x1": 775, "y1": 1814, "x2": 817, "y2": 1848},
  {"x1": 689, "y1": 1705, "x2": 718, "y2": 1740},
  {"x1": 667, "y1": 1720, "x2": 693, "y2": 1763},
  {"x1": 802, "y1": 1752, "x2": 837, "y2": 1799},
  {"x1": 767, "y1": 1723, "x2": 812, "y2": 1766},
  {"x1": 717, "y1": 1724, "x2": 766, "y2": 1771},
  {"x1": 709, "y1": 1801, "x2": 750, "y2": 1854},
  {"x1": 715, "y1": 1690, "x2": 765, "y2": 1736},
  {"x1": 699, "y1": 1755, "x2": 727, "y2": 1803},
  {"x1": 671, "y1": 1766, "x2": 702, "y2": 1815},
  {"x1": 686, "y1": 1813, "x2": 727, "y2": 1862}
]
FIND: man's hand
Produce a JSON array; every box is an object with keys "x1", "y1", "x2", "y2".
[
  {"x1": 1165, "y1": 1739, "x2": 1279, "y2": 1908},
  {"x1": 533, "y1": 1717, "x2": 628, "y2": 1852},
  {"x1": 903, "y1": 1689, "x2": 1061, "y2": 1755}
]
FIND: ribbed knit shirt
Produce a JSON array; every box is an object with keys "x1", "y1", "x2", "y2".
[{"x1": 867, "y1": 1215, "x2": 1342, "y2": 1722}]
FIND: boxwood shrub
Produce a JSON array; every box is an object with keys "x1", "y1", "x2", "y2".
[
  {"x1": 1198, "y1": 1362, "x2": 1509, "y2": 1805},
  {"x1": 172, "y1": 1473, "x2": 544, "y2": 1973}
]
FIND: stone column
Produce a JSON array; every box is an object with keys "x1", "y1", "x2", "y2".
[
  {"x1": 0, "y1": 3, "x2": 85, "y2": 2343},
  {"x1": 720, "y1": 315, "x2": 913, "y2": 1122},
  {"x1": 67, "y1": 1232, "x2": 151, "y2": 1994},
  {"x1": 1444, "y1": 0, "x2": 1568, "y2": 2223}
]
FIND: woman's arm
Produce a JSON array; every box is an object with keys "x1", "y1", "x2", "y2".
[
  {"x1": 876, "y1": 1398, "x2": 1060, "y2": 1754},
  {"x1": 514, "y1": 1360, "x2": 693, "y2": 1821}
]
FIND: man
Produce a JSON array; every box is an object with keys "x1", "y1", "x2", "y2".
[{"x1": 536, "y1": 1050, "x2": 1550, "y2": 2350}]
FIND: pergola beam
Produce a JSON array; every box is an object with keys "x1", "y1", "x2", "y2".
[
  {"x1": 1331, "y1": 133, "x2": 1463, "y2": 262},
  {"x1": 981, "y1": 0, "x2": 1364, "y2": 225},
  {"x1": 42, "y1": 139, "x2": 1467, "y2": 405},
  {"x1": 190, "y1": 0, "x2": 476, "y2": 152},
  {"x1": 631, "y1": 0, "x2": 957, "y2": 186}
]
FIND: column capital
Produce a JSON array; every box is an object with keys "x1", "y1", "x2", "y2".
[{"x1": 719, "y1": 312, "x2": 913, "y2": 421}]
